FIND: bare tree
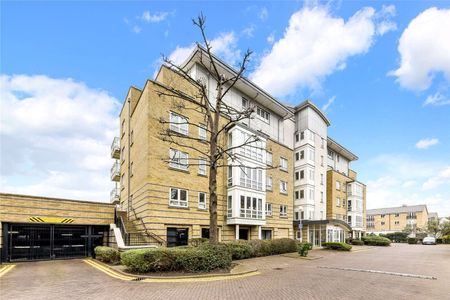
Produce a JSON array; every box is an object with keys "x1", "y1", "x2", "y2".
[{"x1": 156, "y1": 14, "x2": 273, "y2": 244}]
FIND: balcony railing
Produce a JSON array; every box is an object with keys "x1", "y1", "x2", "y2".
[
  {"x1": 111, "y1": 137, "x2": 120, "y2": 159},
  {"x1": 111, "y1": 162, "x2": 120, "y2": 181},
  {"x1": 110, "y1": 187, "x2": 120, "y2": 203}
]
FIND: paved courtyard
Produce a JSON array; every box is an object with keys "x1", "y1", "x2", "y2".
[{"x1": 1, "y1": 243, "x2": 449, "y2": 300}]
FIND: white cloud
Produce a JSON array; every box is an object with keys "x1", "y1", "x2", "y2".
[
  {"x1": 250, "y1": 5, "x2": 395, "y2": 97},
  {"x1": 322, "y1": 95, "x2": 336, "y2": 111},
  {"x1": 0, "y1": 74, "x2": 120, "y2": 202},
  {"x1": 424, "y1": 92, "x2": 450, "y2": 106},
  {"x1": 365, "y1": 154, "x2": 450, "y2": 216},
  {"x1": 376, "y1": 5, "x2": 397, "y2": 35},
  {"x1": 140, "y1": 11, "x2": 169, "y2": 23},
  {"x1": 267, "y1": 32, "x2": 275, "y2": 44},
  {"x1": 390, "y1": 8, "x2": 450, "y2": 91},
  {"x1": 241, "y1": 25, "x2": 255, "y2": 38},
  {"x1": 415, "y1": 138, "x2": 439, "y2": 149},
  {"x1": 168, "y1": 32, "x2": 241, "y2": 67},
  {"x1": 423, "y1": 166, "x2": 450, "y2": 190},
  {"x1": 259, "y1": 7, "x2": 268, "y2": 21},
  {"x1": 132, "y1": 25, "x2": 142, "y2": 34}
]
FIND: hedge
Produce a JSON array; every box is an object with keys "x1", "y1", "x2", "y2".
[
  {"x1": 442, "y1": 235, "x2": 450, "y2": 244},
  {"x1": 225, "y1": 238, "x2": 298, "y2": 260},
  {"x1": 94, "y1": 246, "x2": 120, "y2": 264},
  {"x1": 407, "y1": 237, "x2": 418, "y2": 244},
  {"x1": 322, "y1": 242, "x2": 352, "y2": 251},
  {"x1": 121, "y1": 244, "x2": 231, "y2": 273},
  {"x1": 362, "y1": 235, "x2": 391, "y2": 246},
  {"x1": 351, "y1": 239, "x2": 364, "y2": 246}
]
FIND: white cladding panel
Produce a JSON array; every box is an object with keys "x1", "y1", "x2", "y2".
[{"x1": 296, "y1": 107, "x2": 327, "y2": 138}]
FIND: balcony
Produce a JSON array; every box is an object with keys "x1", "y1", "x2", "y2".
[
  {"x1": 111, "y1": 137, "x2": 120, "y2": 159},
  {"x1": 111, "y1": 162, "x2": 120, "y2": 181},
  {"x1": 110, "y1": 187, "x2": 120, "y2": 203}
]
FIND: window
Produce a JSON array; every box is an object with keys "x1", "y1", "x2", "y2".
[
  {"x1": 295, "y1": 152, "x2": 300, "y2": 161},
  {"x1": 240, "y1": 195, "x2": 263, "y2": 219},
  {"x1": 280, "y1": 205, "x2": 288, "y2": 217},
  {"x1": 198, "y1": 124, "x2": 207, "y2": 140},
  {"x1": 300, "y1": 170, "x2": 305, "y2": 179},
  {"x1": 321, "y1": 138, "x2": 324, "y2": 149},
  {"x1": 169, "y1": 112, "x2": 188, "y2": 135},
  {"x1": 320, "y1": 155, "x2": 324, "y2": 166},
  {"x1": 336, "y1": 181, "x2": 341, "y2": 190},
  {"x1": 227, "y1": 196, "x2": 232, "y2": 217},
  {"x1": 300, "y1": 150, "x2": 305, "y2": 159},
  {"x1": 228, "y1": 166, "x2": 232, "y2": 187},
  {"x1": 240, "y1": 167, "x2": 263, "y2": 191},
  {"x1": 170, "y1": 188, "x2": 188, "y2": 207},
  {"x1": 381, "y1": 214, "x2": 385, "y2": 218},
  {"x1": 300, "y1": 211, "x2": 304, "y2": 220},
  {"x1": 295, "y1": 172, "x2": 299, "y2": 181},
  {"x1": 300, "y1": 189, "x2": 304, "y2": 199},
  {"x1": 169, "y1": 149, "x2": 189, "y2": 170},
  {"x1": 309, "y1": 131, "x2": 315, "y2": 141},
  {"x1": 309, "y1": 149, "x2": 315, "y2": 161},
  {"x1": 265, "y1": 203, "x2": 272, "y2": 216},
  {"x1": 320, "y1": 174, "x2": 324, "y2": 185},
  {"x1": 295, "y1": 190, "x2": 299, "y2": 200},
  {"x1": 201, "y1": 228, "x2": 210, "y2": 239},
  {"x1": 336, "y1": 197, "x2": 341, "y2": 207},
  {"x1": 266, "y1": 176, "x2": 273, "y2": 191},
  {"x1": 300, "y1": 131, "x2": 305, "y2": 140},
  {"x1": 121, "y1": 119, "x2": 125, "y2": 137},
  {"x1": 121, "y1": 173, "x2": 125, "y2": 189},
  {"x1": 381, "y1": 221, "x2": 385, "y2": 225},
  {"x1": 130, "y1": 162, "x2": 134, "y2": 177},
  {"x1": 198, "y1": 192, "x2": 206, "y2": 209},
  {"x1": 261, "y1": 230, "x2": 272, "y2": 240},
  {"x1": 266, "y1": 152, "x2": 273, "y2": 166},
  {"x1": 130, "y1": 130, "x2": 134, "y2": 145},
  {"x1": 280, "y1": 157, "x2": 288, "y2": 171},
  {"x1": 198, "y1": 158, "x2": 206, "y2": 175},
  {"x1": 320, "y1": 192, "x2": 324, "y2": 203},
  {"x1": 295, "y1": 133, "x2": 299, "y2": 142},
  {"x1": 309, "y1": 169, "x2": 314, "y2": 180},
  {"x1": 395, "y1": 213, "x2": 400, "y2": 217},
  {"x1": 280, "y1": 181, "x2": 288, "y2": 194},
  {"x1": 395, "y1": 221, "x2": 399, "y2": 225},
  {"x1": 242, "y1": 97, "x2": 248, "y2": 109},
  {"x1": 309, "y1": 189, "x2": 314, "y2": 200},
  {"x1": 294, "y1": 212, "x2": 299, "y2": 220},
  {"x1": 256, "y1": 106, "x2": 270, "y2": 123}
]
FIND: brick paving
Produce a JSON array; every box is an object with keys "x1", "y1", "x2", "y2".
[{"x1": 1, "y1": 244, "x2": 449, "y2": 300}]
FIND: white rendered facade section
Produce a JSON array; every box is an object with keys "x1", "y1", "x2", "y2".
[
  {"x1": 189, "y1": 63, "x2": 294, "y2": 149},
  {"x1": 226, "y1": 126, "x2": 267, "y2": 226},
  {"x1": 294, "y1": 107, "x2": 328, "y2": 221},
  {"x1": 347, "y1": 182, "x2": 364, "y2": 231},
  {"x1": 327, "y1": 149, "x2": 350, "y2": 176}
]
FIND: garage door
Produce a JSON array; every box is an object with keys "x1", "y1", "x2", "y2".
[{"x1": 4, "y1": 223, "x2": 107, "y2": 262}]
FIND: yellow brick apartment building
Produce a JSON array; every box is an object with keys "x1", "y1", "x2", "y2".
[{"x1": 366, "y1": 204, "x2": 428, "y2": 234}]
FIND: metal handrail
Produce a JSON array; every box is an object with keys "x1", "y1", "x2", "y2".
[{"x1": 130, "y1": 207, "x2": 164, "y2": 245}]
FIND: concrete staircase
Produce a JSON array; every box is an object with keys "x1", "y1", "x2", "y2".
[{"x1": 116, "y1": 210, "x2": 163, "y2": 247}]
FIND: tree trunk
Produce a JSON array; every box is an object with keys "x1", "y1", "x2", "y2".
[{"x1": 209, "y1": 163, "x2": 218, "y2": 244}]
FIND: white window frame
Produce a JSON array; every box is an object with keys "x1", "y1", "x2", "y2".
[
  {"x1": 265, "y1": 203, "x2": 272, "y2": 216},
  {"x1": 256, "y1": 106, "x2": 270, "y2": 123},
  {"x1": 198, "y1": 192, "x2": 206, "y2": 209},
  {"x1": 198, "y1": 158, "x2": 206, "y2": 175},
  {"x1": 280, "y1": 180, "x2": 288, "y2": 194},
  {"x1": 169, "y1": 112, "x2": 188, "y2": 135},
  {"x1": 266, "y1": 176, "x2": 273, "y2": 191},
  {"x1": 266, "y1": 152, "x2": 273, "y2": 166},
  {"x1": 169, "y1": 188, "x2": 188, "y2": 207},
  {"x1": 280, "y1": 205, "x2": 288, "y2": 217},
  {"x1": 198, "y1": 124, "x2": 207, "y2": 141},
  {"x1": 169, "y1": 149, "x2": 189, "y2": 171},
  {"x1": 280, "y1": 157, "x2": 288, "y2": 171}
]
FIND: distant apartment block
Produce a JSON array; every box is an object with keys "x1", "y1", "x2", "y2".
[{"x1": 366, "y1": 204, "x2": 429, "y2": 234}]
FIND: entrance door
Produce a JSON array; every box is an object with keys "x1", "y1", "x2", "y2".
[
  {"x1": 239, "y1": 228, "x2": 249, "y2": 240},
  {"x1": 166, "y1": 228, "x2": 189, "y2": 247}
]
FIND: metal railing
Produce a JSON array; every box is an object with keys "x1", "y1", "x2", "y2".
[
  {"x1": 110, "y1": 162, "x2": 120, "y2": 181},
  {"x1": 111, "y1": 137, "x2": 120, "y2": 158},
  {"x1": 110, "y1": 188, "x2": 120, "y2": 203},
  {"x1": 130, "y1": 207, "x2": 165, "y2": 246}
]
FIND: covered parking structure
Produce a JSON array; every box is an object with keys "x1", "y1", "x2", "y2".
[{"x1": 0, "y1": 193, "x2": 115, "y2": 262}]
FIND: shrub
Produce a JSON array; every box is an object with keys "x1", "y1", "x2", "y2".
[
  {"x1": 407, "y1": 237, "x2": 418, "y2": 244},
  {"x1": 322, "y1": 242, "x2": 352, "y2": 251},
  {"x1": 95, "y1": 246, "x2": 120, "y2": 264},
  {"x1": 225, "y1": 241, "x2": 254, "y2": 260},
  {"x1": 270, "y1": 238, "x2": 298, "y2": 255},
  {"x1": 441, "y1": 235, "x2": 450, "y2": 244},
  {"x1": 189, "y1": 238, "x2": 209, "y2": 247},
  {"x1": 121, "y1": 246, "x2": 232, "y2": 273},
  {"x1": 351, "y1": 239, "x2": 364, "y2": 246},
  {"x1": 362, "y1": 235, "x2": 391, "y2": 246},
  {"x1": 298, "y1": 243, "x2": 312, "y2": 257},
  {"x1": 382, "y1": 232, "x2": 408, "y2": 243},
  {"x1": 247, "y1": 240, "x2": 272, "y2": 257}
]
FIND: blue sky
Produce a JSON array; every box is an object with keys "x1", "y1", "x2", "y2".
[{"x1": 1, "y1": 1, "x2": 449, "y2": 217}]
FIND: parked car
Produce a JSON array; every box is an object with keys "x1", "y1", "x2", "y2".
[{"x1": 422, "y1": 237, "x2": 436, "y2": 245}]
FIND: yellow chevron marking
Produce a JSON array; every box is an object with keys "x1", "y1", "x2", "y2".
[
  {"x1": 83, "y1": 260, "x2": 135, "y2": 281},
  {"x1": 29, "y1": 217, "x2": 75, "y2": 224},
  {"x1": 0, "y1": 265, "x2": 16, "y2": 278}
]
